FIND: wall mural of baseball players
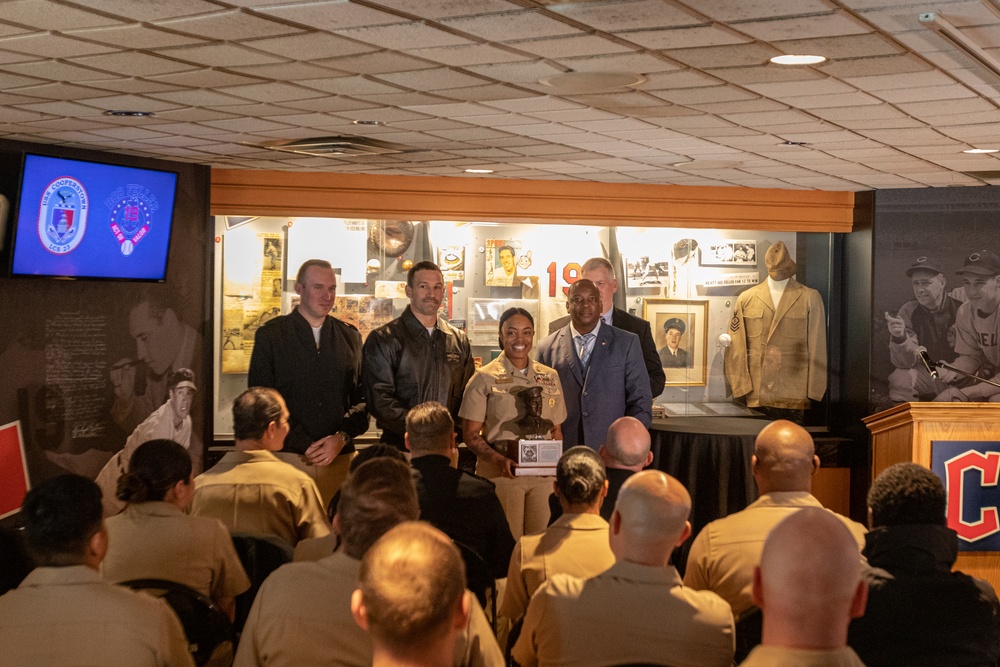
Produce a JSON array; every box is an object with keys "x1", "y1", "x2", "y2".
[{"x1": 871, "y1": 187, "x2": 1000, "y2": 412}]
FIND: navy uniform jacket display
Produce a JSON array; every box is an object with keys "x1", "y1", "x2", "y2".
[
  {"x1": 536, "y1": 322, "x2": 652, "y2": 450},
  {"x1": 248, "y1": 308, "x2": 367, "y2": 455},
  {"x1": 363, "y1": 307, "x2": 474, "y2": 448},
  {"x1": 411, "y1": 454, "x2": 515, "y2": 579},
  {"x1": 725, "y1": 279, "x2": 827, "y2": 410},
  {"x1": 550, "y1": 307, "x2": 665, "y2": 398}
]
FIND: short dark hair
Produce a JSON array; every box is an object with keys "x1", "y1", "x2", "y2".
[
  {"x1": 556, "y1": 446, "x2": 607, "y2": 506},
  {"x1": 869, "y1": 462, "x2": 947, "y2": 527},
  {"x1": 337, "y1": 458, "x2": 419, "y2": 559},
  {"x1": 296, "y1": 259, "x2": 333, "y2": 286},
  {"x1": 359, "y1": 522, "x2": 466, "y2": 652},
  {"x1": 117, "y1": 439, "x2": 193, "y2": 504},
  {"x1": 498, "y1": 245, "x2": 515, "y2": 257},
  {"x1": 406, "y1": 261, "x2": 442, "y2": 288},
  {"x1": 233, "y1": 387, "x2": 284, "y2": 441},
  {"x1": 498, "y1": 307, "x2": 534, "y2": 348},
  {"x1": 21, "y1": 474, "x2": 103, "y2": 566},
  {"x1": 405, "y1": 402, "x2": 454, "y2": 454}
]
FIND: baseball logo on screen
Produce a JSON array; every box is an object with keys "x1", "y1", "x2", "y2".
[
  {"x1": 38, "y1": 177, "x2": 88, "y2": 254},
  {"x1": 931, "y1": 440, "x2": 1000, "y2": 551},
  {"x1": 106, "y1": 184, "x2": 158, "y2": 256}
]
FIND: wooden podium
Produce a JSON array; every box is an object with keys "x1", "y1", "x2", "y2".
[{"x1": 864, "y1": 402, "x2": 1000, "y2": 593}]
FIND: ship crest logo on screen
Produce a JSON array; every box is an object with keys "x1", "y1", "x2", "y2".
[
  {"x1": 38, "y1": 178, "x2": 89, "y2": 255},
  {"x1": 106, "y1": 184, "x2": 158, "y2": 257}
]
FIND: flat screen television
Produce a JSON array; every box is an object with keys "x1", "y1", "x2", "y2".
[{"x1": 9, "y1": 153, "x2": 178, "y2": 281}]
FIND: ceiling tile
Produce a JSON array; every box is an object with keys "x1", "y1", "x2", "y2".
[
  {"x1": 664, "y1": 43, "x2": 781, "y2": 69},
  {"x1": 679, "y1": 0, "x2": 838, "y2": 22},
  {"x1": 511, "y1": 34, "x2": 635, "y2": 59},
  {"x1": 0, "y1": 32, "x2": 118, "y2": 58},
  {"x1": 434, "y1": 84, "x2": 538, "y2": 102},
  {"x1": 731, "y1": 11, "x2": 872, "y2": 41},
  {"x1": 336, "y1": 22, "x2": 473, "y2": 49},
  {"x1": 776, "y1": 91, "x2": 884, "y2": 109},
  {"x1": 317, "y1": 51, "x2": 436, "y2": 75},
  {"x1": 555, "y1": 52, "x2": 681, "y2": 74},
  {"x1": 244, "y1": 32, "x2": 377, "y2": 60},
  {"x1": 465, "y1": 60, "x2": 566, "y2": 84},
  {"x1": 817, "y1": 53, "x2": 933, "y2": 78},
  {"x1": 440, "y1": 10, "x2": 582, "y2": 41},
  {"x1": 156, "y1": 9, "x2": 304, "y2": 40},
  {"x1": 0, "y1": 0, "x2": 126, "y2": 30},
  {"x1": 872, "y1": 83, "x2": 978, "y2": 104},
  {"x1": 374, "y1": 67, "x2": 491, "y2": 90},
  {"x1": 364, "y1": 0, "x2": 522, "y2": 20},
  {"x1": 65, "y1": 24, "x2": 208, "y2": 49},
  {"x1": 256, "y1": 1, "x2": 410, "y2": 30},
  {"x1": 228, "y1": 61, "x2": 351, "y2": 81},
  {"x1": 216, "y1": 82, "x2": 330, "y2": 103},
  {"x1": 620, "y1": 25, "x2": 750, "y2": 50},
  {"x1": 146, "y1": 88, "x2": 259, "y2": 107},
  {"x1": 551, "y1": 0, "x2": 707, "y2": 32},
  {"x1": 71, "y1": 51, "x2": 199, "y2": 77},
  {"x1": 406, "y1": 43, "x2": 530, "y2": 66},
  {"x1": 147, "y1": 68, "x2": 264, "y2": 89},
  {"x1": 773, "y1": 33, "x2": 903, "y2": 59},
  {"x1": 157, "y1": 42, "x2": 287, "y2": 67}
]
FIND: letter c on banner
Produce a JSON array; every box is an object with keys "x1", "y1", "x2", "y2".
[{"x1": 945, "y1": 450, "x2": 1000, "y2": 542}]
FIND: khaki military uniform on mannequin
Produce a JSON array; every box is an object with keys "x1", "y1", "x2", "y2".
[{"x1": 725, "y1": 242, "x2": 827, "y2": 415}]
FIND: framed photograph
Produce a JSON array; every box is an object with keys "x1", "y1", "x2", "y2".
[
  {"x1": 700, "y1": 240, "x2": 757, "y2": 267},
  {"x1": 625, "y1": 255, "x2": 670, "y2": 289},
  {"x1": 643, "y1": 299, "x2": 709, "y2": 386},
  {"x1": 467, "y1": 298, "x2": 538, "y2": 346}
]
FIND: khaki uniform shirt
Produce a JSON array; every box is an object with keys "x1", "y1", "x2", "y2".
[
  {"x1": 513, "y1": 561, "x2": 735, "y2": 667},
  {"x1": 102, "y1": 501, "x2": 250, "y2": 602},
  {"x1": 684, "y1": 492, "x2": 867, "y2": 616},
  {"x1": 499, "y1": 513, "x2": 615, "y2": 625},
  {"x1": 0, "y1": 565, "x2": 195, "y2": 667},
  {"x1": 192, "y1": 450, "x2": 330, "y2": 547},
  {"x1": 740, "y1": 645, "x2": 866, "y2": 666},
  {"x1": 460, "y1": 352, "x2": 567, "y2": 447},
  {"x1": 234, "y1": 551, "x2": 503, "y2": 667},
  {"x1": 725, "y1": 279, "x2": 827, "y2": 409}
]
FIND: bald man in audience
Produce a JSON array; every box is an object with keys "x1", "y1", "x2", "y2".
[
  {"x1": 514, "y1": 471, "x2": 734, "y2": 667},
  {"x1": 499, "y1": 447, "x2": 616, "y2": 643},
  {"x1": 548, "y1": 416, "x2": 653, "y2": 523},
  {"x1": 740, "y1": 508, "x2": 868, "y2": 666},
  {"x1": 353, "y1": 522, "x2": 471, "y2": 667},
  {"x1": 234, "y1": 458, "x2": 502, "y2": 667},
  {"x1": 684, "y1": 419, "x2": 865, "y2": 616}
]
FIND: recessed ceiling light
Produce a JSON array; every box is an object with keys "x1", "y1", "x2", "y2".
[
  {"x1": 353, "y1": 119, "x2": 384, "y2": 126},
  {"x1": 770, "y1": 54, "x2": 827, "y2": 65},
  {"x1": 103, "y1": 110, "x2": 155, "y2": 117},
  {"x1": 964, "y1": 148, "x2": 999, "y2": 154},
  {"x1": 465, "y1": 169, "x2": 494, "y2": 174}
]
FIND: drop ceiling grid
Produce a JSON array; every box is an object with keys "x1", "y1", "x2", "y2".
[{"x1": 0, "y1": 0, "x2": 992, "y2": 187}]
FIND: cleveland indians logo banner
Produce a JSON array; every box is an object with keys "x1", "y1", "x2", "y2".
[{"x1": 931, "y1": 440, "x2": 1000, "y2": 551}]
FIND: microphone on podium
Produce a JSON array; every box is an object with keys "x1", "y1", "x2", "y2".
[{"x1": 916, "y1": 346, "x2": 939, "y2": 379}]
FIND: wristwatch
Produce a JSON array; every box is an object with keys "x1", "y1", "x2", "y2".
[{"x1": 337, "y1": 430, "x2": 352, "y2": 446}]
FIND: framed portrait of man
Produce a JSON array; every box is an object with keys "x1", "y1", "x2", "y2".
[{"x1": 643, "y1": 299, "x2": 709, "y2": 387}]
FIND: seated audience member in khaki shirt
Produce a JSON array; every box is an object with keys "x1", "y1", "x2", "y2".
[
  {"x1": 740, "y1": 508, "x2": 868, "y2": 666},
  {"x1": 499, "y1": 447, "x2": 616, "y2": 639},
  {"x1": 102, "y1": 439, "x2": 249, "y2": 618},
  {"x1": 235, "y1": 457, "x2": 502, "y2": 667},
  {"x1": 514, "y1": 471, "x2": 734, "y2": 667},
  {"x1": 684, "y1": 420, "x2": 865, "y2": 616},
  {"x1": 352, "y1": 522, "x2": 475, "y2": 667},
  {"x1": 0, "y1": 474, "x2": 194, "y2": 667},
  {"x1": 192, "y1": 387, "x2": 330, "y2": 547}
]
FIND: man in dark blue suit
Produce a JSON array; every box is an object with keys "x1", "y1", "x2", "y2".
[
  {"x1": 536, "y1": 279, "x2": 652, "y2": 450},
  {"x1": 548, "y1": 258, "x2": 665, "y2": 399}
]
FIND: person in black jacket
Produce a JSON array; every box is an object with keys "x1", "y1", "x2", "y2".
[
  {"x1": 407, "y1": 401, "x2": 514, "y2": 582},
  {"x1": 363, "y1": 261, "x2": 474, "y2": 449},
  {"x1": 848, "y1": 462, "x2": 1000, "y2": 666},
  {"x1": 548, "y1": 257, "x2": 665, "y2": 399},
  {"x1": 248, "y1": 259, "x2": 368, "y2": 504}
]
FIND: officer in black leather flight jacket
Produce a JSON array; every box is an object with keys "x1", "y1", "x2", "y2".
[{"x1": 363, "y1": 261, "x2": 474, "y2": 449}]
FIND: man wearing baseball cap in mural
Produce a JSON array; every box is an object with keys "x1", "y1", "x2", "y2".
[
  {"x1": 884, "y1": 257, "x2": 964, "y2": 402},
  {"x1": 659, "y1": 318, "x2": 692, "y2": 368},
  {"x1": 935, "y1": 250, "x2": 1000, "y2": 401}
]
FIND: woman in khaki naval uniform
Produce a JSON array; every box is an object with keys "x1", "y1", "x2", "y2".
[
  {"x1": 460, "y1": 308, "x2": 567, "y2": 540},
  {"x1": 102, "y1": 439, "x2": 250, "y2": 620}
]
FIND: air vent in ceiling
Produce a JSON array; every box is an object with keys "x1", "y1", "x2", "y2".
[
  {"x1": 963, "y1": 170, "x2": 1000, "y2": 181},
  {"x1": 253, "y1": 136, "x2": 414, "y2": 157}
]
